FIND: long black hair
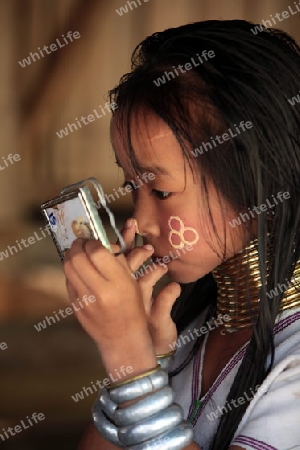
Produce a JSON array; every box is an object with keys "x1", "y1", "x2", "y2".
[{"x1": 108, "y1": 20, "x2": 300, "y2": 450}]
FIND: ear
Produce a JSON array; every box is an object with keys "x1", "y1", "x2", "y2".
[{"x1": 71, "y1": 220, "x2": 77, "y2": 232}]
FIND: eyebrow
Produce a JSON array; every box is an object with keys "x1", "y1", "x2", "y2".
[{"x1": 114, "y1": 158, "x2": 170, "y2": 176}]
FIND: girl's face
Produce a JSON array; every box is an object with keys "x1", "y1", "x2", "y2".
[{"x1": 110, "y1": 111, "x2": 248, "y2": 283}]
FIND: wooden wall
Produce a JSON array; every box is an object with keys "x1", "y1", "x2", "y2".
[{"x1": 0, "y1": 0, "x2": 299, "y2": 222}]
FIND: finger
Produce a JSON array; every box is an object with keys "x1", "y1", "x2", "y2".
[
  {"x1": 110, "y1": 243, "x2": 121, "y2": 253},
  {"x1": 151, "y1": 282, "x2": 181, "y2": 324},
  {"x1": 137, "y1": 264, "x2": 168, "y2": 313},
  {"x1": 126, "y1": 245, "x2": 154, "y2": 272},
  {"x1": 116, "y1": 218, "x2": 136, "y2": 251},
  {"x1": 83, "y1": 239, "x2": 131, "y2": 284},
  {"x1": 65, "y1": 278, "x2": 78, "y2": 303},
  {"x1": 93, "y1": 241, "x2": 146, "y2": 278},
  {"x1": 69, "y1": 239, "x2": 125, "y2": 281},
  {"x1": 64, "y1": 239, "x2": 96, "y2": 291},
  {"x1": 106, "y1": 242, "x2": 140, "y2": 276},
  {"x1": 105, "y1": 242, "x2": 128, "y2": 266},
  {"x1": 64, "y1": 240, "x2": 110, "y2": 303}
]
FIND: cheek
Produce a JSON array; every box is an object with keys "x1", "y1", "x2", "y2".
[{"x1": 162, "y1": 215, "x2": 200, "y2": 249}]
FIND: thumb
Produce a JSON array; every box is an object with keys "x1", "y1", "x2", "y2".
[{"x1": 151, "y1": 282, "x2": 181, "y2": 324}]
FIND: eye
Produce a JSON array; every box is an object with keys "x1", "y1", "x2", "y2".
[
  {"x1": 121, "y1": 181, "x2": 172, "y2": 200},
  {"x1": 152, "y1": 189, "x2": 172, "y2": 200}
]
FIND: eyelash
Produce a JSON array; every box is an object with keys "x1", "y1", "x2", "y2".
[
  {"x1": 121, "y1": 181, "x2": 172, "y2": 200},
  {"x1": 153, "y1": 190, "x2": 172, "y2": 200}
]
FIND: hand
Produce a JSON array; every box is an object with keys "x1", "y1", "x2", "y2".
[
  {"x1": 63, "y1": 238, "x2": 157, "y2": 377},
  {"x1": 114, "y1": 218, "x2": 180, "y2": 355}
]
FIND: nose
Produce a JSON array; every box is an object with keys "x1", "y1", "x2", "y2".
[{"x1": 133, "y1": 194, "x2": 160, "y2": 238}]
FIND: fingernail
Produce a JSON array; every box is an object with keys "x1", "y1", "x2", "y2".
[
  {"x1": 143, "y1": 244, "x2": 154, "y2": 252},
  {"x1": 124, "y1": 218, "x2": 133, "y2": 229},
  {"x1": 132, "y1": 218, "x2": 139, "y2": 233}
]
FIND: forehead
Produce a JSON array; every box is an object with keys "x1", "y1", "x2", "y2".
[{"x1": 110, "y1": 110, "x2": 185, "y2": 175}]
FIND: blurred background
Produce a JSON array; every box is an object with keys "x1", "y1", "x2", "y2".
[{"x1": 0, "y1": 0, "x2": 299, "y2": 448}]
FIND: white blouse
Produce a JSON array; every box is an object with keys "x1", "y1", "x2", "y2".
[{"x1": 170, "y1": 306, "x2": 300, "y2": 450}]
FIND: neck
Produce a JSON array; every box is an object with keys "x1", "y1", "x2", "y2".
[{"x1": 212, "y1": 239, "x2": 300, "y2": 331}]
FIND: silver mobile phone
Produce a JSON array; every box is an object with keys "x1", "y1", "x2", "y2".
[{"x1": 40, "y1": 177, "x2": 126, "y2": 261}]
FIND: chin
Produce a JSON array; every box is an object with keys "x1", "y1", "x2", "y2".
[{"x1": 166, "y1": 267, "x2": 202, "y2": 284}]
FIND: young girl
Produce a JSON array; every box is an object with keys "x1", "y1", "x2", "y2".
[{"x1": 64, "y1": 20, "x2": 300, "y2": 450}]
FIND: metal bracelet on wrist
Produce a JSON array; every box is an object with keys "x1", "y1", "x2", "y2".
[
  {"x1": 157, "y1": 355, "x2": 173, "y2": 371},
  {"x1": 117, "y1": 403, "x2": 183, "y2": 446},
  {"x1": 126, "y1": 421, "x2": 194, "y2": 450},
  {"x1": 113, "y1": 385, "x2": 173, "y2": 426},
  {"x1": 156, "y1": 350, "x2": 176, "y2": 371},
  {"x1": 97, "y1": 387, "x2": 118, "y2": 417},
  {"x1": 93, "y1": 400, "x2": 122, "y2": 447},
  {"x1": 93, "y1": 401, "x2": 193, "y2": 449},
  {"x1": 109, "y1": 367, "x2": 169, "y2": 405},
  {"x1": 92, "y1": 365, "x2": 194, "y2": 450}
]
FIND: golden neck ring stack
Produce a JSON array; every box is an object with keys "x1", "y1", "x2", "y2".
[{"x1": 212, "y1": 239, "x2": 300, "y2": 332}]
